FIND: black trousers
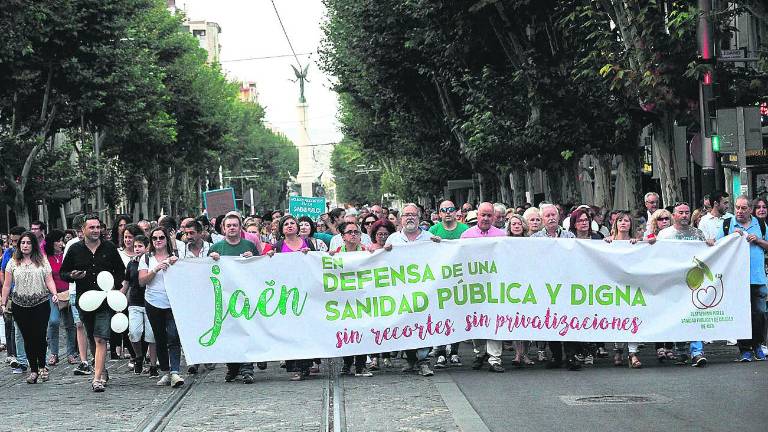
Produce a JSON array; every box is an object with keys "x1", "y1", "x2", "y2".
[
  {"x1": 3, "y1": 312, "x2": 15, "y2": 357},
  {"x1": 738, "y1": 284, "x2": 767, "y2": 352},
  {"x1": 343, "y1": 355, "x2": 367, "y2": 371},
  {"x1": 549, "y1": 341, "x2": 582, "y2": 363},
  {"x1": 13, "y1": 301, "x2": 50, "y2": 373}
]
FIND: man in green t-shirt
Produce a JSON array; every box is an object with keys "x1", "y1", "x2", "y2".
[
  {"x1": 429, "y1": 200, "x2": 469, "y2": 240},
  {"x1": 209, "y1": 213, "x2": 259, "y2": 383},
  {"x1": 428, "y1": 200, "x2": 468, "y2": 369}
]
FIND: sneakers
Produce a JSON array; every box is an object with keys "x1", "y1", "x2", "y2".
[
  {"x1": 133, "y1": 362, "x2": 143, "y2": 375},
  {"x1": 427, "y1": 348, "x2": 437, "y2": 358},
  {"x1": 256, "y1": 362, "x2": 267, "y2": 370},
  {"x1": 739, "y1": 351, "x2": 753, "y2": 362},
  {"x1": 74, "y1": 361, "x2": 92, "y2": 375},
  {"x1": 9, "y1": 358, "x2": 20, "y2": 369},
  {"x1": 157, "y1": 374, "x2": 171, "y2": 386},
  {"x1": 419, "y1": 363, "x2": 434, "y2": 376},
  {"x1": 382, "y1": 358, "x2": 393, "y2": 368},
  {"x1": 756, "y1": 348, "x2": 766, "y2": 361},
  {"x1": 148, "y1": 366, "x2": 160, "y2": 378},
  {"x1": 5, "y1": 355, "x2": 15, "y2": 364},
  {"x1": 584, "y1": 355, "x2": 594, "y2": 366},
  {"x1": 354, "y1": 367, "x2": 373, "y2": 377},
  {"x1": 224, "y1": 371, "x2": 237, "y2": 382},
  {"x1": 537, "y1": 350, "x2": 548, "y2": 362},
  {"x1": 488, "y1": 363, "x2": 505, "y2": 373},
  {"x1": 434, "y1": 355, "x2": 447, "y2": 369},
  {"x1": 596, "y1": 347, "x2": 609, "y2": 358},
  {"x1": 472, "y1": 354, "x2": 488, "y2": 370},
  {"x1": 187, "y1": 365, "x2": 198, "y2": 374},
  {"x1": 691, "y1": 355, "x2": 707, "y2": 367},
  {"x1": 449, "y1": 354, "x2": 462, "y2": 367},
  {"x1": 170, "y1": 373, "x2": 184, "y2": 388},
  {"x1": 368, "y1": 357, "x2": 379, "y2": 371},
  {"x1": 242, "y1": 373, "x2": 255, "y2": 384}
]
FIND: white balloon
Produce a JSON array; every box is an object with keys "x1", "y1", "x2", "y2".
[
  {"x1": 107, "y1": 290, "x2": 128, "y2": 312},
  {"x1": 79, "y1": 290, "x2": 107, "y2": 312},
  {"x1": 111, "y1": 313, "x2": 129, "y2": 333},
  {"x1": 96, "y1": 271, "x2": 114, "y2": 291}
]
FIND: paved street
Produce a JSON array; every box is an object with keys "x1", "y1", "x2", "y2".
[{"x1": 1, "y1": 340, "x2": 765, "y2": 432}]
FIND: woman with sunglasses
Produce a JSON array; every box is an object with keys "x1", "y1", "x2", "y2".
[
  {"x1": 1, "y1": 232, "x2": 58, "y2": 383},
  {"x1": 642, "y1": 208, "x2": 677, "y2": 362},
  {"x1": 138, "y1": 227, "x2": 183, "y2": 388},
  {"x1": 505, "y1": 214, "x2": 537, "y2": 367},
  {"x1": 330, "y1": 221, "x2": 373, "y2": 377}
]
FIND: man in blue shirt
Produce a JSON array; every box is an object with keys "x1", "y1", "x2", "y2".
[
  {"x1": 1, "y1": 226, "x2": 28, "y2": 373},
  {"x1": 715, "y1": 195, "x2": 768, "y2": 361}
]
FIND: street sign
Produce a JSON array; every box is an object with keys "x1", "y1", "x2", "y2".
[
  {"x1": 289, "y1": 196, "x2": 326, "y2": 220},
  {"x1": 719, "y1": 48, "x2": 746, "y2": 60},
  {"x1": 203, "y1": 188, "x2": 237, "y2": 217}
]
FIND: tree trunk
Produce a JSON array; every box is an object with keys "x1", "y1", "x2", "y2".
[
  {"x1": 561, "y1": 160, "x2": 582, "y2": 205},
  {"x1": 476, "y1": 172, "x2": 486, "y2": 203},
  {"x1": 12, "y1": 187, "x2": 29, "y2": 228},
  {"x1": 593, "y1": 154, "x2": 613, "y2": 210},
  {"x1": 497, "y1": 169, "x2": 512, "y2": 205},
  {"x1": 652, "y1": 113, "x2": 682, "y2": 205},
  {"x1": 510, "y1": 168, "x2": 526, "y2": 207},
  {"x1": 544, "y1": 168, "x2": 561, "y2": 204},
  {"x1": 616, "y1": 151, "x2": 643, "y2": 212}
]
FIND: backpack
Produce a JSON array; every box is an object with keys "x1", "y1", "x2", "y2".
[{"x1": 722, "y1": 217, "x2": 766, "y2": 237}]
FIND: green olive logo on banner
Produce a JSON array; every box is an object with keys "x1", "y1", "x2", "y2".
[{"x1": 686, "y1": 257, "x2": 724, "y2": 310}]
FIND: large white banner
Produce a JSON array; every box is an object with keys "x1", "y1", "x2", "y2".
[{"x1": 165, "y1": 235, "x2": 751, "y2": 364}]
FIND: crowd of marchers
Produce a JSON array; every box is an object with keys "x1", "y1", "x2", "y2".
[{"x1": 1, "y1": 190, "x2": 766, "y2": 392}]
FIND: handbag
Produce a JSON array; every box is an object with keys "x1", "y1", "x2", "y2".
[{"x1": 56, "y1": 290, "x2": 70, "y2": 310}]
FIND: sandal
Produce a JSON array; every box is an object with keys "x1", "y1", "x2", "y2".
[
  {"x1": 522, "y1": 356, "x2": 536, "y2": 366},
  {"x1": 48, "y1": 354, "x2": 58, "y2": 366},
  {"x1": 67, "y1": 355, "x2": 79, "y2": 365},
  {"x1": 628, "y1": 353, "x2": 642, "y2": 369},
  {"x1": 92, "y1": 380, "x2": 105, "y2": 392},
  {"x1": 26, "y1": 372, "x2": 39, "y2": 384},
  {"x1": 40, "y1": 367, "x2": 50, "y2": 382},
  {"x1": 289, "y1": 372, "x2": 303, "y2": 381},
  {"x1": 665, "y1": 350, "x2": 677, "y2": 361}
]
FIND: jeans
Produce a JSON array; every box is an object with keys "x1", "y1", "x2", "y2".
[
  {"x1": 738, "y1": 284, "x2": 767, "y2": 352},
  {"x1": 14, "y1": 321, "x2": 28, "y2": 366},
  {"x1": 2, "y1": 312, "x2": 15, "y2": 357},
  {"x1": 145, "y1": 303, "x2": 181, "y2": 373},
  {"x1": 47, "y1": 297, "x2": 77, "y2": 358}
]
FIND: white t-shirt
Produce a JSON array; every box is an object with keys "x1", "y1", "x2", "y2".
[
  {"x1": 699, "y1": 212, "x2": 733, "y2": 240},
  {"x1": 329, "y1": 232, "x2": 372, "y2": 251},
  {"x1": 138, "y1": 255, "x2": 171, "y2": 309}
]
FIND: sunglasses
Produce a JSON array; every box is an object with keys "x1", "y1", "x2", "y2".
[
  {"x1": 363, "y1": 220, "x2": 375, "y2": 225},
  {"x1": 152, "y1": 236, "x2": 166, "y2": 241},
  {"x1": 656, "y1": 217, "x2": 670, "y2": 221},
  {"x1": 440, "y1": 207, "x2": 456, "y2": 213},
  {"x1": 344, "y1": 230, "x2": 360, "y2": 235}
]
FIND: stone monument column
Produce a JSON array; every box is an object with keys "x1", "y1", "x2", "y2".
[{"x1": 295, "y1": 101, "x2": 315, "y2": 197}]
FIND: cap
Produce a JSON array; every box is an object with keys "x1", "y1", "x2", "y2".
[{"x1": 465, "y1": 210, "x2": 478, "y2": 224}]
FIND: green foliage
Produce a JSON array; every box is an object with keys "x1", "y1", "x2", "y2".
[{"x1": 331, "y1": 137, "x2": 381, "y2": 205}]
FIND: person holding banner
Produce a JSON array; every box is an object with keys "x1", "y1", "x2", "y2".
[
  {"x1": 267, "y1": 215, "x2": 317, "y2": 380},
  {"x1": 657, "y1": 202, "x2": 714, "y2": 367},
  {"x1": 713, "y1": 196, "x2": 768, "y2": 362},
  {"x1": 506, "y1": 214, "x2": 537, "y2": 367},
  {"x1": 532, "y1": 204, "x2": 582, "y2": 371},
  {"x1": 138, "y1": 227, "x2": 184, "y2": 388},
  {"x1": 331, "y1": 221, "x2": 375, "y2": 377},
  {"x1": 385, "y1": 204, "x2": 439, "y2": 377},
  {"x1": 297, "y1": 216, "x2": 329, "y2": 252},
  {"x1": 461, "y1": 202, "x2": 508, "y2": 373},
  {"x1": 209, "y1": 213, "x2": 260, "y2": 383}
]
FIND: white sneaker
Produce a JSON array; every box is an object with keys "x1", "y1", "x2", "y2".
[
  {"x1": 382, "y1": 358, "x2": 393, "y2": 368},
  {"x1": 726, "y1": 340, "x2": 737, "y2": 346},
  {"x1": 5, "y1": 356, "x2": 15, "y2": 364},
  {"x1": 156, "y1": 374, "x2": 171, "y2": 386},
  {"x1": 584, "y1": 355, "x2": 594, "y2": 365},
  {"x1": 170, "y1": 373, "x2": 184, "y2": 388},
  {"x1": 537, "y1": 350, "x2": 547, "y2": 362},
  {"x1": 449, "y1": 354, "x2": 462, "y2": 366}
]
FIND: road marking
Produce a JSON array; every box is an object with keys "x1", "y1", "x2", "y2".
[{"x1": 434, "y1": 373, "x2": 491, "y2": 432}]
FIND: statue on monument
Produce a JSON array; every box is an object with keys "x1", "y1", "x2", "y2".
[{"x1": 291, "y1": 64, "x2": 310, "y2": 104}]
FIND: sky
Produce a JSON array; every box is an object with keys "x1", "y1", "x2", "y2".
[{"x1": 180, "y1": 0, "x2": 342, "y2": 145}]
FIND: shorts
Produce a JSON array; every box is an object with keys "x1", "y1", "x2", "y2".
[
  {"x1": 128, "y1": 305, "x2": 155, "y2": 343},
  {"x1": 79, "y1": 308, "x2": 112, "y2": 340},
  {"x1": 70, "y1": 291, "x2": 81, "y2": 324}
]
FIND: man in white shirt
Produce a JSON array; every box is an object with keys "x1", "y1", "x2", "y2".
[
  {"x1": 384, "y1": 203, "x2": 439, "y2": 376},
  {"x1": 700, "y1": 191, "x2": 732, "y2": 240}
]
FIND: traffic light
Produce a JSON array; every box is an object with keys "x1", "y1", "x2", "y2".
[{"x1": 711, "y1": 134, "x2": 721, "y2": 152}]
